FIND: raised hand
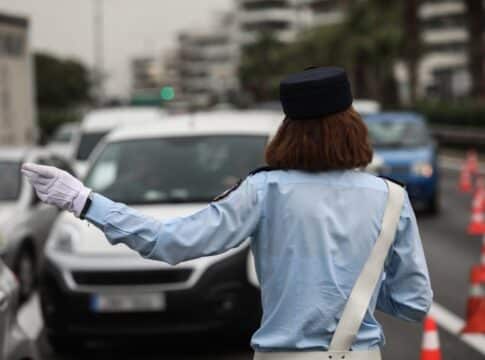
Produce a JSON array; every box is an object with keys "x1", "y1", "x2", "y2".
[{"x1": 21, "y1": 163, "x2": 91, "y2": 217}]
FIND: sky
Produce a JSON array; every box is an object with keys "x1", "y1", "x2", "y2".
[{"x1": 0, "y1": 0, "x2": 233, "y2": 97}]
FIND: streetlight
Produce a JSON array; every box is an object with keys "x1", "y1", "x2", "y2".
[{"x1": 93, "y1": 0, "x2": 104, "y2": 105}]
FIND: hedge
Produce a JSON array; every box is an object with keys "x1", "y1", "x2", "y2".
[{"x1": 414, "y1": 101, "x2": 485, "y2": 127}]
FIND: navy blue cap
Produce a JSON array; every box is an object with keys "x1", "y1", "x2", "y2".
[{"x1": 280, "y1": 67, "x2": 353, "y2": 120}]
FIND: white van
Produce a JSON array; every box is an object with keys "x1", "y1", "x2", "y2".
[{"x1": 73, "y1": 107, "x2": 165, "y2": 177}]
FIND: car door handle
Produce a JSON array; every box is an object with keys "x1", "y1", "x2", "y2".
[{"x1": 0, "y1": 291, "x2": 9, "y2": 311}]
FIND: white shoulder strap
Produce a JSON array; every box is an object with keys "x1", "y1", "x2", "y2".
[{"x1": 329, "y1": 180, "x2": 405, "y2": 351}]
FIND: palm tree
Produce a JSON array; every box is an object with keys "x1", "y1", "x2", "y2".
[
  {"x1": 402, "y1": 0, "x2": 421, "y2": 104},
  {"x1": 464, "y1": 0, "x2": 485, "y2": 99}
]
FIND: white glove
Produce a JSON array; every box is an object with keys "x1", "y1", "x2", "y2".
[{"x1": 21, "y1": 163, "x2": 91, "y2": 217}]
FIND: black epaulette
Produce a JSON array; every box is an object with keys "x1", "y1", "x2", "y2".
[
  {"x1": 213, "y1": 167, "x2": 278, "y2": 202},
  {"x1": 379, "y1": 176, "x2": 406, "y2": 188},
  {"x1": 213, "y1": 179, "x2": 243, "y2": 202},
  {"x1": 249, "y1": 166, "x2": 277, "y2": 176}
]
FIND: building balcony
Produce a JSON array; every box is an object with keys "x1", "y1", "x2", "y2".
[
  {"x1": 419, "y1": 1, "x2": 465, "y2": 19},
  {"x1": 312, "y1": 10, "x2": 344, "y2": 26},
  {"x1": 239, "y1": 8, "x2": 295, "y2": 25},
  {"x1": 423, "y1": 27, "x2": 468, "y2": 44}
]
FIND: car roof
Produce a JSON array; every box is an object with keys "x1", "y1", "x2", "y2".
[
  {"x1": 364, "y1": 112, "x2": 425, "y2": 123},
  {"x1": 81, "y1": 107, "x2": 166, "y2": 133},
  {"x1": 353, "y1": 99, "x2": 381, "y2": 115},
  {"x1": 0, "y1": 147, "x2": 52, "y2": 162},
  {"x1": 106, "y1": 110, "x2": 283, "y2": 142}
]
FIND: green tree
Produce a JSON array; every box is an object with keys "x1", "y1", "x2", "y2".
[
  {"x1": 35, "y1": 52, "x2": 91, "y2": 108},
  {"x1": 34, "y1": 52, "x2": 91, "y2": 139},
  {"x1": 239, "y1": 33, "x2": 287, "y2": 102}
]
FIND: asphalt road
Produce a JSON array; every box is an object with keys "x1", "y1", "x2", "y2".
[{"x1": 19, "y1": 165, "x2": 485, "y2": 359}]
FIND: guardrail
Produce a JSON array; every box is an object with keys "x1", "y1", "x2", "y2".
[{"x1": 431, "y1": 126, "x2": 485, "y2": 149}]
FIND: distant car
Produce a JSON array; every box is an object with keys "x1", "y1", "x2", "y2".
[
  {"x1": 40, "y1": 111, "x2": 282, "y2": 351},
  {"x1": 0, "y1": 148, "x2": 73, "y2": 301},
  {"x1": 353, "y1": 99, "x2": 381, "y2": 116},
  {"x1": 47, "y1": 122, "x2": 80, "y2": 160},
  {"x1": 72, "y1": 107, "x2": 166, "y2": 177},
  {"x1": 365, "y1": 112, "x2": 440, "y2": 213},
  {"x1": 0, "y1": 258, "x2": 39, "y2": 360}
]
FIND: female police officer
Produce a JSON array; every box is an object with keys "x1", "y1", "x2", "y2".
[{"x1": 22, "y1": 67, "x2": 432, "y2": 359}]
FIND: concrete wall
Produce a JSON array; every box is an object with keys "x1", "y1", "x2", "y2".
[{"x1": 0, "y1": 14, "x2": 36, "y2": 146}]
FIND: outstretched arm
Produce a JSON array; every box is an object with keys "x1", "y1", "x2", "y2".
[{"x1": 22, "y1": 163, "x2": 262, "y2": 265}]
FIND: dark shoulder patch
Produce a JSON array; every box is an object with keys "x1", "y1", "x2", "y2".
[
  {"x1": 213, "y1": 179, "x2": 243, "y2": 202},
  {"x1": 249, "y1": 166, "x2": 277, "y2": 176},
  {"x1": 379, "y1": 176, "x2": 405, "y2": 188}
]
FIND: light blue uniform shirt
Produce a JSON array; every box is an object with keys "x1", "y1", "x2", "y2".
[{"x1": 85, "y1": 169, "x2": 433, "y2": 352}]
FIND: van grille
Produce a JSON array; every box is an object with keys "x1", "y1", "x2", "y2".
[{"x1": 71, "y1": 269, "x2": 192, "y2": 286}]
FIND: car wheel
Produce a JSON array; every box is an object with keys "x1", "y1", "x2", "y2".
[
  {"x1": 48, "y1": 335, "x2": 84, "y2": 355},
  {"x1": 425, "y1": 192, "x2": 440, "y2": 215},
  {"x1": 13, "y1": 247, "x2": 36, "y2": 303}
]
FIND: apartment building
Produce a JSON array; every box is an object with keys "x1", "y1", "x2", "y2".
[
  {"x1": 177, "y1": 14, "x2": 240, "y2": 109},
  {"x1": 130, "y1": 56, "x2": 163, "y2": 105},
  {"x1": 418, "y1": 0, "x2": 478, "y2": 98},
  {"x1": 0, "y1": 13, "x2": 36, "y2": 146}
]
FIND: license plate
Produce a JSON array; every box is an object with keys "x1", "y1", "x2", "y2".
[{"x1": 90, "y1": 293, "x2": 166, "y2": 313}]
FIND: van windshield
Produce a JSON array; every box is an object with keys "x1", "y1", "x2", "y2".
[
  {"x1": 366, "y1": 120, "x2": 430, "y2": 148},
  {"x1": 0, "y1": 161, "x2": 21, "y2": 201},
  {"x1": 76, "y1": 132, "x2": 108, "y2": 161},
  {"x1": 84, "y1": 135, "x2": 268, "y2": 204}
]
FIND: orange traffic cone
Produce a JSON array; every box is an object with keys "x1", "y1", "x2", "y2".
[
  {"x1": 467, "y1": 150, "x2": 479, "y2": 175},
  {"x1": 460, "y1": 165, "x2": 473, "y2": 193},
  {"x1": 421, "y1": 316, "x2": 442, "y2": 360},
  {"x1": 468, "y1": 186, "x2": 485, "y2": 235},
  {"x1": 462, "y1": 263, "x2": 485, "y2": 333}
]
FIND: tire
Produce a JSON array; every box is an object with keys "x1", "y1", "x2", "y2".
[
  {"x1": 13, "y1": 246, "x2": 36, "y2": 303},
  {"x1": 47, "y1": 335, "x2": 84, "y2": 355},
  {"x1": 425, "y1": 192, "x2": 440, "y2": 215}
]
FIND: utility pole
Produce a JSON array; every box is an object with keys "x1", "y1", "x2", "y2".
[{"x1": 94, "y1": 0, "x2": 104, "y2": 105}]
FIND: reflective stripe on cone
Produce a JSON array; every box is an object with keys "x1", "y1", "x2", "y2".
[{"x1": 421, "y1": 317, "x2": 442, "y2": 360}]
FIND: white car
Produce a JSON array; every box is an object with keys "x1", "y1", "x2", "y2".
[
  {"x1": 40, "y1": 110, "x2": 282, "y2": 351},
  {"x1": 0, "y1": 148, "x2": 73, "y2": 301},
  {"x1": 47, "y1": 122, "x2": 80, "y2": 160},
  {"x1": 72, "y1": 107, "x2": 166, "y2": 177}
]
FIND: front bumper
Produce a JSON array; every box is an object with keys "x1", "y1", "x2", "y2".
[{"x1": 40, "y1": 248, "x2": 261, "y2": 339}]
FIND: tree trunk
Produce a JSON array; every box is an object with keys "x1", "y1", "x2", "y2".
[
  {"x1": 465, "y1": 0, "x2": 485, "y2": 99},
  {"x1": 403, "y1": 0, "x2": 421, "y2": 104}
]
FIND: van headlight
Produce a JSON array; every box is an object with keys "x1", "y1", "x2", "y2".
[
  {"x1": 412, "y1": 161, "x2": 434, "y2": 178},
  {"x1": 47, "y1": 225, "x2": 81, "y2": 254}
]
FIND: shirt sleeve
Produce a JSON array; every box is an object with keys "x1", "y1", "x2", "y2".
[
  {"x1": 85, "y1": 178, "x2": 262, "y2": 265},
  {"x1": 376, "y1": 192, "x2": 433, "y2": 322}
]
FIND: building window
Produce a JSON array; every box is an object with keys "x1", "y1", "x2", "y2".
[
  {"x1": 243, "y1": 20, "x2": 290, "y2": 32},
  {"x1": 241, "y1": 0, "x2": 288, "y2": 11},
  {"x1": 0, "y1": 33, "x2": 25, "y2": 57},
  {"x1": 421, "y1": 14, "x2": 465, "y2": 30},
  {"x1": 310, "y1": 0, "x2": 340, "y2": 13}
]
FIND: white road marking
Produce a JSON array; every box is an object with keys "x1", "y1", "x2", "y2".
[
  {"x1": 439, "y1": 156, "x2": 464, "y2": 172},
  {"x1": 16, "y1": 294, "x2": 485, "y2": 355},
  {"x1": 17, "y1": 294, "x2": 43, "y2": 340},
  {"x1": 430, "y1": 302, "x2": 485, "y2": 355}
]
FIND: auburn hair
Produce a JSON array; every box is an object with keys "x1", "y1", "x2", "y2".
[{"x1": 265, "y1": 107, "x2": 373, "y2": 172}]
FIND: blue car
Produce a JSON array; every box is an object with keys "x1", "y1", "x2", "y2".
[{"x1": 365, "y1": 112, "x2": 440, "y2": 213}]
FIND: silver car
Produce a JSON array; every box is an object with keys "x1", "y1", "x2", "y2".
[
  {"x1": 0, "y1": 147, "x2": 73, "y2": 301},
  {"x1": 0, "y1": 257, "x2": 39, "y2": 359}
]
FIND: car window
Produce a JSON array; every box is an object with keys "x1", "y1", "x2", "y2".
[
  {"x1": 366, "y1": 120, "x2": 430, "y2": 148},
  {"x1": 75, "y1": 131, "x2": 108, "y2": 161},
  {"x1": 84, "y1": 135, "x2": 268, "y2": 204},
  {"x1": 0, "y1": 161, "x2": 21, "y2": 201},
  {"x1": 51, "y1": 126, "x2": 75, "y2": 143}
]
